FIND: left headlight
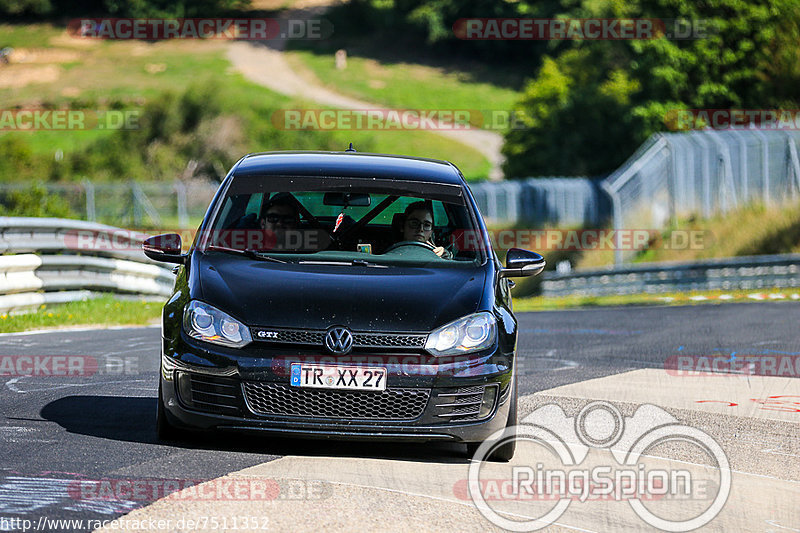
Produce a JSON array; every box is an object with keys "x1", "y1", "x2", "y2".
[
  {"x1": 425, "y1": 312, "x2": 497, "y2": 356},
  {"x1": 183, "y1": 300, "x2": 252, "y2": 348}
]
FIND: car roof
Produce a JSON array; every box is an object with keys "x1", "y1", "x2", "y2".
[{"x1": 232, "y1": 151, "x2": 465, "y2": 185}]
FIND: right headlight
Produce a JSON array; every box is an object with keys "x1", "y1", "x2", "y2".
[
  {"x1": 183, "y1": 300, "x2": 252, "y2": 348},
  {"x1": 425, "y1": 312, "x2": 497, "y2": 356}
]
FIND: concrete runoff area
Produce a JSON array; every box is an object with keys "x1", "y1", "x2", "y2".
[{"x1": 94, "y1": 369, "x2": 800, "y2": 532}]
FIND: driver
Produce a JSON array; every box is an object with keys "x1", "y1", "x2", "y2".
[
  {"x1": 400, "y1": 201, "x2": 452, "y2": 259},
  {"x1": 259, "y1": 193, "x2": 300, "y2": 232}
]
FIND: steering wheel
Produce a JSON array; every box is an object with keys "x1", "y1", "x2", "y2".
[{"x1": 383, "y1": 240, "x2": 438, "y2": 253}]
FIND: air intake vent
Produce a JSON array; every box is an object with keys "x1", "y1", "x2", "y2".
[
  {"x1": 244, "y1": 383, "x2": 429, "y2": 420},
  {"x1": 177, "y1": 372, "x2": 242, "y2": 415}
]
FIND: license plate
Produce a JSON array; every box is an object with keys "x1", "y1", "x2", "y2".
[{"x1": 290, "y1": 363, "x2": 387, "y2": 391}]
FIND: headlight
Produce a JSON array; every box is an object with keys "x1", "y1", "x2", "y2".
[
  {"x1": 183, "y1": 300, "x2": 252, "y2": 348},
  {"x1": 425, "y1": 312, "x2": 497, "y2": 356}
]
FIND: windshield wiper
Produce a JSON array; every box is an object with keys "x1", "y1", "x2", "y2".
[
  {"x1": 207, "y1": 245, "x2": 288, "y2": 263},
  {"x1": 297, "y1": 259, "x2": 388, "y2": 268},
  {"x1": 351, "y1": 259, "x2": 388, "y2": 268}
]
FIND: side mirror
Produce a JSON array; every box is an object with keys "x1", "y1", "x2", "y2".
[
  {"x1": 143, "y1": 233, "x2": 186, "y2": 264},
  {"x1": 499, "y1": 248, "x2": 545, "y2": 278}
]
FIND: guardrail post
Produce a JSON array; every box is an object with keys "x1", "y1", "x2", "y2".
[
  {"x1": 601, "y1": 181, "x2": 623, "y2": 266},
  {"x1": 749, "y1": 125, "x2": 770, "y2": 205},
  {"x1": 82, "y1": 179, "x2": 96, "y2": 222},
  {"x1": 785, "y1": 134, "x2": 800, "y2": 198},
  {"x1": 175, "y1": 180, "x2": 188, "y2": 228},
  {"x1": 733, "y1": 130, "x2": 748, "y2": 201},
  {"x1": 131, "y1": 180, "x2": 141, "y2": 226},
  {"x1": 694, "y1": 132, "x2": 712, "y2": 216}
]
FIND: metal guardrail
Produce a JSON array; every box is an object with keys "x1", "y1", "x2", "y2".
[
  {"x1": 0, "y1": 217, "x2": 174, "y2": 313},
  {"x1": 469, "y1": 177, "x2": 609, "y2": 227},
  {"x1": 541, "y1": 254, "x2": 800, "y2": 297}
]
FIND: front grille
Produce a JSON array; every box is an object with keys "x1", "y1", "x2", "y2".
[
  {"x1": 243, "y1": 382, "x2": 430, "y2": 420},
  {"x1": 259, "y1": 329, "x2": 325, "y2": 345},
  {"x1": 250, "y1": 327, "x2": 426, "y2": 350},
  {"x1": 178, "y1": 373, "x2": 241, "y2": 414},
  {"x1": 352, "y1": 333, "x2": 426, "y2": 348},
  {"x1": 433, "y1": 385, "x2": 486, "y2": 422}
]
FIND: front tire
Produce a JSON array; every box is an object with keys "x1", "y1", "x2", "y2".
[{"x1": 156, "y1": 380, "x2": 180, "y2": 442}]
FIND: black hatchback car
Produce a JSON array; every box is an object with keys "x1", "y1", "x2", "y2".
[{"x1": 144, "y1": 150, "x2": 544, "y2": 461}]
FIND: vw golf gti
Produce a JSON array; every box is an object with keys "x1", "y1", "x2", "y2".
[{"x1": 144, "y1": 150, "x2": 544, "y2": 461}]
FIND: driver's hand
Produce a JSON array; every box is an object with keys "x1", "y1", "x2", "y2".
[{"x1": 433, "y1": 246, "x2": 448, "y2": 258}]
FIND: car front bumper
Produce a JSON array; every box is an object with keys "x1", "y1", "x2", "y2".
[{"x1": 160, "y1": 333, "x2": 514, "y2": 443}]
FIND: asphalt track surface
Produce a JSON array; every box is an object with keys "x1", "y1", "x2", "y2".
[{"x1": 0, "y1": 303, "x2": 797, "y2": 532}]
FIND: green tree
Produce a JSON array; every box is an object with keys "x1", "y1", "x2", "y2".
[
  {"x1": 0, "y1": 183, "x2": 75, "y2": 218},
  {"x1": 503, "y1": 0, "x2": 800, "y2": 177}
]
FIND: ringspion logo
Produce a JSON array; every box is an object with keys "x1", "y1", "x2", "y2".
[{"x1": 466, "y1": 401, "x2": 730, "y2": 531}]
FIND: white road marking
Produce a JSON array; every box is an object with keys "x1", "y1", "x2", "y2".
[
  {"x1": 762, "y1": 447, "x2": 800, "y2": 458},
  {"x1": 551, "y1": 359, "x2": 579, "y2": 371},
  {"x1": 4, "y1": 377, "x2": 27, "y2": 393},
  {"x1": 765, "y1": 519, "x2": 800, "y2": 531},
  {"x1": 311, "y1": 479, "x2": 600, "y2": 533},
  {"x1": 8, "y1": 379, "x2": 150, "y2": 394},
  {"x1": 0, "y1": 325, "x2": 158, "y2": 338}
]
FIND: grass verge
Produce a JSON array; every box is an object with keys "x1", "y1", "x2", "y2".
[
  {"x1": 513, "y1": 288, "x2": 800, "y2": 312},
  {"x1": 284, "y1": 50, "x2": 521, "y2": 131},
  {"x1": 592, "y1": 202, "x2": 800, "y2": 270},
  {"x1": 0, "y1": 294, "x2": 162, "y2": 334},
  {"x1": 1, "y1": 23, "x2": 490, "y2": 181}
]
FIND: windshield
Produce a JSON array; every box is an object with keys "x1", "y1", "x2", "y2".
[{"x1": 200, "y1": 174, "x2": 488, "y2": 267}]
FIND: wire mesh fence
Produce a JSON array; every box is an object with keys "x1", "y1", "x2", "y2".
[
  {"x1": 604, "y1": 129, "x2": 800, "y2": 263},
  {"x1": 0, "y1": 180, "x2": 220, "y2": 229}
]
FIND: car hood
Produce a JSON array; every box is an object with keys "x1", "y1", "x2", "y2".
[{"x1": 195, "y1": 254, "x2": 487, "y2": 332}]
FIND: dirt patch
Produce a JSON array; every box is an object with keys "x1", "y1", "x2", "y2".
[
  {"x1": 130, "y1": 44, "x2": 154, "y2": 56},
  {"x1": 8, "y1": 48, "x2": 80, "y2": 64},
  {"x1": 144, "y1": 63, "x2": 167, "y2": 74},
  {"x1": 60, "y1": 86, "x2": 81, "y2": 97},
  {"x1": 48, "y1": 32, "x2": 101, "y2": 49},
  {"x1": 0, "y1": 65, "x2": 60, "y2": 88},
  {"x1": 361, "y1": 58, "x2": 390, "y2": 79}
]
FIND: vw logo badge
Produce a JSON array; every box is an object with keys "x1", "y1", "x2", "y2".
[{"x1": 324, "y1": 326, "x2": 353, "y2": 355}]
